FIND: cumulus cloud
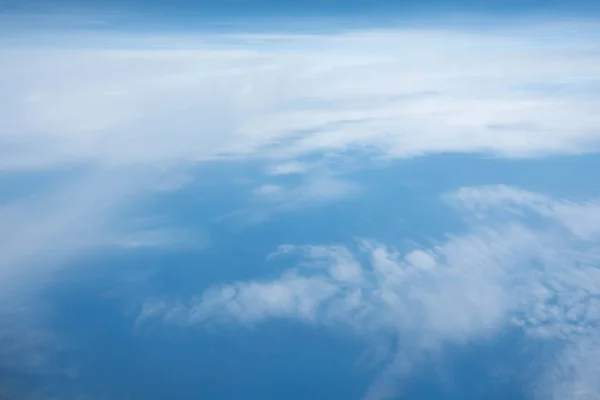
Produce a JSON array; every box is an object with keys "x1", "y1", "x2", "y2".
[{"x1": 141, "y1": 185, "x2": 600, "y2": 400}]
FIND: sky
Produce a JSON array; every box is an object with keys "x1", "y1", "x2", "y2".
[{"x1": 1, "y1": 0, "x2": 600, "y2": 399}]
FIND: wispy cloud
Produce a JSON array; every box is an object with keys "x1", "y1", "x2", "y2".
[
  {"x1": 1, "y1": 23, "x2": 600, "y2": 172},
  {"x1": 2, "y1": 20, "x2": 600, "y2": 395},
  {"x1": 266, "y1": 162, "x2": 313, "y2": 176},
  {"x1": 2, "y1": 21, "x2": 599, "y2": 278},
  {"x1": 141, "y1": 185, "x2": 600, "y2": 400},
  {"x1": 220, "y1": 172, "x2": 361, "y2": 225},
  {"x1": 447, "y1": 184, "x2": 600, "y2": 239},
  {"x1": 254, "y1": 175, "x2": 360, "y2": 206},
  {"x1": 0, "y1": 166, "x2": 201, "y2": 375},
  {"x1": 0, "y1": 169, "x2": 137, "y2": 373}
]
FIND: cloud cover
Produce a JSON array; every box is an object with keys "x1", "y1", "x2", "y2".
[
  {"x1": 141, "y1": 185, "x2": 600, "y2": 400},
  {"x1": 2, "y1": 19, "x2": 600, "y2": 396},
  {"x1": 2, "y1": 22, "x2": 600, "y2": 173},
  {"x1": 2, "y1": 21, "x2": 600, "y2": 281}
]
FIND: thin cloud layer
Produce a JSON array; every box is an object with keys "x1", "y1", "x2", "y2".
[
  {"x1": 1, "y1": 23, "x2": 600, "y2": 172},
  {"x1": 141, "y1": 185, "x2": 600, "y2": 400},
  {"x1": 253, "y1": 175, "x2": 360, "y2": 207},
  {"x1": 448, "y1": 184, "x2": 600, "y2": 239}
]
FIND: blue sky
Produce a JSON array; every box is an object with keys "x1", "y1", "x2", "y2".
[
  {"x1": 2, "y1": 1, "x2": 600, "y2": 400},
  {"x1": 3, "y1": 0, "x2": 600, "y2": 34}
]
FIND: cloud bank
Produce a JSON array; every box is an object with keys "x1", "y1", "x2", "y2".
[
  {"x1": 141, "y1": 185, "x2": 600, "y2": 400},
  {"x1": 2, "y1": 22, "x2": 600, "y2": 173}
]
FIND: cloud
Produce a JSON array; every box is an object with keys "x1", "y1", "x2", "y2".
[
  {"x1": 447, "y1": 184, "x2": 600, "y2": 239},
  {"x1": 141, "y1": 185, "x2": 600, "y2": 400},
  {"x1": 2, "y1": 20, "x2": 599, "y2": 293},
  {"x1": 2, "y1": 19, "x2": 600, "y2": 396},
  {"x1": 266, "y1": 162, "x2": 313, "y2": 176},
  {"x1": 253, "y1": 184, "x2": 285, "y2": 197},
  {"x1": 106, "y1": 226, "x2": 209, "y2": 250},
  {"x1": 1, "y1": 22, "x2": 600, "y2": 173},
  {"x1": 272, "y1": 175, "x2": 360, "y2": 205},
  {"x1": 0, "y1": 166, "x2": 202, "y2": 376},
  {"x1": 0, "y1": 169, "x2": 137, "y2": 373},
  {"x1": 223, "y1": 173, "x2": 361, "y2": 224}
]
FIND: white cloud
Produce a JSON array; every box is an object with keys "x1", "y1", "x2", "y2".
[
  {"x1": 286, "y1": 175, "x2": 360, "y2": 204},
  {"x1": 1, "y1": 22, "x2": 600, "y2": 172},
  {"x1": 2, "y1": 20, "x2": 599, "y2": 305},
  {"x1": 106, "y1": 226, "x2": 209, "y2": 250},
  {"x1": 0, "y1": 168, "x2": 139, "y2": 372},
  {"x1": 227, "y1": 173, "x2": 361, "y2": 223},
  {"x1": 0, "y1": 166, "x2": 200, "y2": 373},
  {"x1": 253, "y1": 184, "x2": 284, "y2": 197},
  {"x1": 404, "y1": 249, "x2": 436, "y2": 270},
  {"x1": 266, "y1": 162, "x2": 312, "y2": 175},
  {"x1": 2, "y1": 19, "x2": 600, "y2": 395},
  {"x1": 142, "y1": 185, "x2": 600, "y2": 400},
  {"x1": 448, "y1": 184, "x2": 600, "y2": 239}
]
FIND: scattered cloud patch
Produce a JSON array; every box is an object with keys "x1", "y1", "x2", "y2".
[
  {"x1": 448, "y1": 184, "x2": 600, "y2": 239},
  {"x1": 229, "y1": 174, "x2": 361, "y2": 223},
  {"x1": 142, "y1": 185, "x2": 600, "y2": 400},
  {"x1": 106, "y1": 227, "x2": 208, "y2": 250},
  {"x1": 253, "y1": 184, "x2": 284, "y2": 197},
  {"x1": 287, "y1": 175, "x2": 360, "y2": 204},
  {"x1": 266, "y1": 162, "x2": 312, "y2": 175}
]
